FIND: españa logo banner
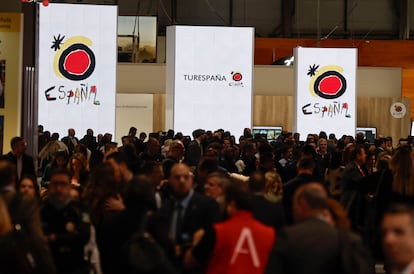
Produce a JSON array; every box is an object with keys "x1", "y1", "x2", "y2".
[
  {"x1": 294, "y1": 47, "x2": 357, "y2": 139},
  {"x1": 38, "y1": 3, "x2": 117, "y2": 138}
]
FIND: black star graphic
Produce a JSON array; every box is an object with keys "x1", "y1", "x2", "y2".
[
  {"x1": 307, "y1": 64, "x2": 319, "y2": 77},
  {"x1": 51, "y1": 34, "x2": 65, "y2": 51}
]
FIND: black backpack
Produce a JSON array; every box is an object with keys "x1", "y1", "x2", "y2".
[{"x1": 123, "y1": 231, "x2": 177, "y2": 274}]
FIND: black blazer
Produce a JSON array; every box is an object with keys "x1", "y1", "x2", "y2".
[
  {"x1": 265, "y1": 218, "x2": 341, "y2": 274},
  {"x1": 253, "y1": 194, "x2": 285, "y2": 231},
  {"x1": 185, "y1": 141, "x2": 202, "y2": 167},
  {"x1": 2, "y1": 152, "x2": 36, "y2": 178},
  {"x1": 148, "y1": 191, "x2": 220, "y2": 262}
]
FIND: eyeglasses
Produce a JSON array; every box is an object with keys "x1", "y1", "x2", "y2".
[{"x1": 49, "y1": 180, "x2": 70, "y2": 186}]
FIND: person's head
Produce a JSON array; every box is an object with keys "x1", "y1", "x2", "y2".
[
  {"x1": 204, "y1": 172, "x2": 228, "y2": 199},
  {"x1": 376, "y1": 151, "x2": 391, "y2": 171},
  {"x1": 381, "y1": 203, "x2": 414, "y2": 272},
  {"x1": 169, "y1": 163, "x2": 194, "y2": 200},
  {"x1": 86, "y1": 128, "x2": 94, "y2": 136},
  {"x1": 17, "y1": 174, "x2": 40, "y2": 198},
  {"x1": 0, "y1": 160, "x2": 16, "y2": 188},
  {"x1": 264, "y1": 170, "x2": 283, "y2": 196},
  {"x1": 128, "y1": 127, "x2": 137, "y2": 137},
  {"x1": 10, "y1": 137, "x2": 26, "y2": 156},
  {"x1": 53, "y1": 150, "x2": 69, "y2": 168},
  {"x1": 139, "y1": 132, "x2": 147, "y2": 141},
  {"x1": 318, "y1": 138, "x2": 328, "y2": 154},
  {"x1": 248, "y1": 171, "x2": 266, "y2": 193},
  {"x1": 224, "y1": 182, "x2": 254, "y2": 216},
  {"x1": 146, "y1": 137, "x2": 160, "y2": 156},
  {"x1": 68, "y1": 128, "x2": 75, "y2": 137},
  {"x1": 168, "y1": 140, "x2": 185, "y2": 160},
  {"x1": 68, "y1": 153, "x2": 88, "y2": 174},
  {"x1": 123, "y1": 175, "x2": 156, "y2": 212},
  {"x1": 142, "y1": 161, "x2": 164, "y2": 186},
  {"x1": 296, "y1": 157, "x2": 315, "y2": 175},
  {"x1": 293, "y1": 182, "x2": 328, "y2": 223},
  {"x1": 106, "y1": 152, "x2": 131, "y2": 183},
  {"x1": 375, "y1": 138, "x2": 387, "y2": 149},
  {"x1": 350, "y1": 144, "x2": 367, "y2": 166},
  {"x1": 48, "y1": 168, "x2": 72, "y2": 203},
  {"x1": 259, "y1": 151, "x2": 275, "y2": 172},
  {"x1": 192, "y1": 129, "x2": 206, "y2": 141},
  {"x1": 51, "y1": 132, "x2": 60, "y2": 141}
]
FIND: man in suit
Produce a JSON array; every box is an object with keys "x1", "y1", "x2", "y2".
[
  {"x1": 61, "y1": 128, "x2": 79, "y2": 155},
  {"x1": 2, "y1": 136, "x2": 36, "y2": 180},
  {"x1": 186, "y1": 129, "x2": 206, "y2": 169},
  {"x1": 265, "y1": 182, "x2": 341, "y2": 274},
  {"x1": 283, "y1": 157, "x2": 322, "y2": 225},
  {"x1": 340, "y1": 144, "x2": 367, "y2": 229},
  {"x1": 249, "y1": 171, "x2": 285, "y2": 231},
  {"x1": 149, "y1": 162, "x2": 220, "y2": 271}
]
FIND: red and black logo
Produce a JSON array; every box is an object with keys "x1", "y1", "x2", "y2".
[
  {"x1": 231, "y1": 72, "x2": 243, "y2": 82},
  {"x1": 308, "y1": 64, "x2": 347, "y2": 99},
  {"x1": 51, "y1": 34, "x2": 96, "y2": 81},
  {"x1": 58, "y1": 43, "x2": 95, "y2": 81}
]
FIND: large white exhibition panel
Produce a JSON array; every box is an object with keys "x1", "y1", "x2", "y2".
[
  {"x1": 294, "y1": 47, "x2": 357, "y2": 139},
  {"x1": 166, "y1": 26, "x2": 254, "y2": 139},
  {"x1": 38, "y1": 3, "x2": 117, "y2": 138}
]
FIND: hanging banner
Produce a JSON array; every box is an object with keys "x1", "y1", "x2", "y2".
[
  {"x1": 294, "y1": 47, "x2": 357, "y2": 139},
  {"x1": 166, "y1": 26, "x2": 254, "y2": 139},
  {"x1": 38, "y1": 3, "x2": 117, "y2": 138}
]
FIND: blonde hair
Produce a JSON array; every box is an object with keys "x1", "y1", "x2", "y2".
[
  {"x1": 264, "y1": 171, "x2": 283, "y2": 196},
  {"x1": 0, "y1": 196, "x2": 12, "y2": 236}
]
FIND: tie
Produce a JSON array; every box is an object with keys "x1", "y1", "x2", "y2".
[{"x1": 175, "y1": 204, "x2": 183, "y2": 243}]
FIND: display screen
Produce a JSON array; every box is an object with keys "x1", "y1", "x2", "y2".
[
  {"x1": 356, "y1": 127, "x2": 377, "y2": 143},
  {"x1": 252, "y1": 126, "x2": 283, "y2": 141},
  {"x1": 166, "y1": 26, "x2": 254, "y2": 140}
]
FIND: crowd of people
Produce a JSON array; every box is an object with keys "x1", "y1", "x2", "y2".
[{"x1": 1, "y1": 125, "x2": 414, "y2": 273}]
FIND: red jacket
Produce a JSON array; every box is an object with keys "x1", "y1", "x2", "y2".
[{"x1": 206, "y1": 210, "x2": 275, "y2": 274}]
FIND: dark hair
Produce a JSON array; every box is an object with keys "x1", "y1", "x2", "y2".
[
  {"x1": 124, "y1": 175, "x2": 156, "y2": 211},
  {"x1": 49, "y1": 168, "x2": 71, "y2": 180},
  {"x1": 0, "y1": 160, "x2": 16, "y2": 187},
  {"x1": 249, "y1": 171, "x2": 266, "y2": 192},
  {"x1": 10, "y1": 137, "x2": 24, "y2": 149},
  {"x1": 17, "y1": 174, "x2": 41, "y2": 198},
  {"x1": 142, "y1": 161, "x2": 162, "y2": 175},
  {"x1": 297, "y1": 157, "x2": 315, "y2": 171},
  {"x1": 350, "y1": 144, "x2": 366, "y2": 161},
  {"x1": 224, "y1": 183, "x2": 254, "y2": 211},
  {"x1": 384, "y1": 203, "x2": 414, "y2": 226},
  {"x1": 106, "y1": 151, "x2": 128, "y2": 164}
]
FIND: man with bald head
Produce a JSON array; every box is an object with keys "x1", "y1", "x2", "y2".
[
  {"x1": 149, "y1": 162, "x2": 220, "y2": 271},
  {"x1": 266, "y1": 182, "x2": 341, "y2": 274}
]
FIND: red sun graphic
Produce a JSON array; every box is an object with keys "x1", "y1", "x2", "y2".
[
  {"x1": 232, "y1": 72, "x2": 243, "y2": 82},
  {"x1": 58, "y1": 43, "x2": 95, "y2": 81},
  {"x1": 314, "y1": 71, "x2": 347, "y2": 99}
]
